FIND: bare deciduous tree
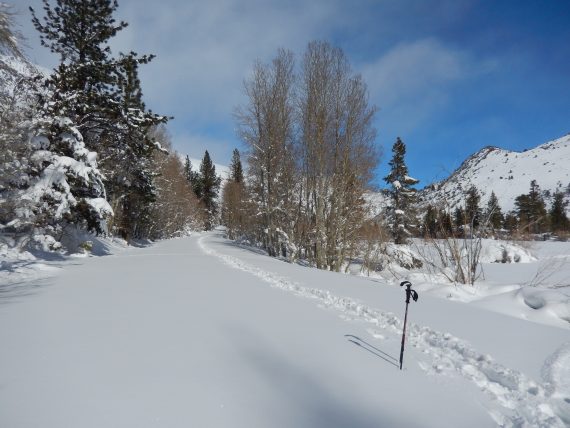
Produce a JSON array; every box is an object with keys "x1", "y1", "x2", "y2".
[
  {"x1": 235, "y1": 49, "x2": 297, "y2": 258},
  {"x1": 145, "y1": 127, "x2": 204, "y2": 238},
  {"x1": 299, "y1": 41, "x2": 378, "y2": 271}
]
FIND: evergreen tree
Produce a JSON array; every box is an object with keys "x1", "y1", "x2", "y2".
[
  {"x1": 30, "y1": 0, "x2": 128, "y2": 126},
  {"x1": 182, "y1": 155, "x2": 201, "y2": 196},
  {"x1": 549, "y1": 191, "x2": 569, "y2": 233},
  {"x1": 222, "y1": 148, "x2": 247, "y2": 239},
  {"x1": 423, "y1": 205, "x2": 438, "y2": 238},
  {"x1": 106, "y1": 54, "x2": 167, "y2": 239},
  {"x1": 515, "y1": 180, "x2": 547, "y2": 234},
  {"x1": 25, "y1": 117, "x2": 113, "y2": 243},
  {"x1": 183, "y1": 155, "x2": 192, "y2": 182},
  {"x1": 383, "y1": 138, "x2": 418, "y2": 244},
  {"x1": 465, "y1": 186, "x2": 482, "y2": 229},
  {"x1": 503, "y1": 211, "x2": 518, "y2": 233},
  {"x1": 454, "y1": 206, "x2": 465, "y2": 231},
  {"x1": 486, "y1": 191, "x2": 503, "y2": 230},
  {"x1": 229, "y1": 148, "x2": 244, "y2": 183},
  {"x1": 439, "y1": 210, "x2": 454, "y2": 237},
  {"x1": 199, "y1": 151, "x2": 221, "y2": 230},
  {"x1": 30, "y1": 0, "x2": 167, "y2": 240}
]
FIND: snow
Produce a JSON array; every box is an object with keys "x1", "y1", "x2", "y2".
[{"x1": 1, "y1": 230, "x2": 569, "y2": 427}]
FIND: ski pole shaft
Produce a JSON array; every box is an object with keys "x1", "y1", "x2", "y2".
[
  {"x1": 399, "y1": 299, "x2": 409, "y2": 370},
  {"x1": 399, "y1": 281, "x2": 418, "y2": 371}
]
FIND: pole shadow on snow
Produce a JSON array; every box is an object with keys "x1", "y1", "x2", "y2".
[{"x1": 345, "y1": 335, "x2": 399, "y2": 368}]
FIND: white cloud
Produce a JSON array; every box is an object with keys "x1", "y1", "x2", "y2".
[
  {"x1": 362, "y1": 38, "x2": 466, "y2": 106},
  {"x1": 360, "y1": 38, "x2": 495, "y2": 135},
  {"x1": 110, "y1": 0, "x2": 344, "y2": 123},
  {"x1": 16, "y1": 0, "x2": 348, "y2": 157}
]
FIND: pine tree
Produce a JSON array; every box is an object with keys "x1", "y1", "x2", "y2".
[
  {"x1": 503, "y1": 211, "x2": 518, "y2": 233},
  {"x1": 30, "y1": 0, "x2": 168, "y2": 240},
  {"x1": 183, "y1": 156, "x2": 192, "y2": 182},
  {"x1": 439, "y1": 210, "x2": 454, "y2": 237},
  {"x1": 384, "y1": 137, "x2": 418, "y2": 244},
  {"x1": 515, "y1": 180, "x2": 547, "y2": 234},
  {"x1": 454, "y1": 206, "x2": 465, "y2": 231},
  {"x1": 549, "y1": 191, "x2": 569, "y2": 233},
  {"x1": 486, "y1": 191, "x2": 503, "y2": 230},
  {"x1": 108, "y1": 55, "x2": 167, "y2": 239},
  {"x1": 229, "y1": 148, "x2": 244, "y2": 183},
  {"x1": 199, "y1": 151, "x2": 221, "y2": 230},
  {"x1": 24, "y1": 117, "x2": 112, "y2": 245},
  {"x1": 465, "y1": 186, "x2": 482, "y2": 230},
  {"x1": 30, "y1": 0, "x2": 128, "y2": 126},
  {"x1": 423, "y1": 205, "x2": 438, "y2": 238},
  {"x1": 222, "y1": 148, "x2": 247, "y2": 239}
]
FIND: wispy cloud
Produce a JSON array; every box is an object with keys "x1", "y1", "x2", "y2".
[{"x1": 362, "y1": 39, "x2": 476, "y2": 133}]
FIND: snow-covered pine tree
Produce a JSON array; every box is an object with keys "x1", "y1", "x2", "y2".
[
  {"x1": 383, "y1": 137, "x2": 418, "y2": 244},
  {"x1": 30, "y1": 0, "x2": 168, "y2": 241},
  {"x1": 198, "y1": 151, "x2": 221, "y2": 230},
  {"x1": 22, "y1": 116, "x2": 112, "y2": 250}
]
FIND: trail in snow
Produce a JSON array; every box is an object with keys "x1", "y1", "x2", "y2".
[{"x1": 198, "y1": 235, "x2": 568, "y2": 428}]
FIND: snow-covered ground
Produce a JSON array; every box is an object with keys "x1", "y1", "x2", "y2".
[{"x1": 1, "y1": 231, "x2": 569, "y2": 427}]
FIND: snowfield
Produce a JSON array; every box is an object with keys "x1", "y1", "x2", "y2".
[{"x1": 1, "y1": 231, "x2": 569, "y2": 427}]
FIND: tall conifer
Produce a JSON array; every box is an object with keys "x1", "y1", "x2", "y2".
[
  {"x1": 384, "y1": 138, "x2": 418, "y2": 244},
  {"x1": 199, "y1": 151, "x2": 221, "y2": 230}
]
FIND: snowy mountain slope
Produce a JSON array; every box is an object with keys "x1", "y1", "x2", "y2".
[
  {"x1": 419, "y1": 134, "x2": 570, "y2": 212},
  {"x1": 0, "y1": 53, "x2": 46, "y2": 88},
  {"x1": 1, "y1": 231, "x2": 569, "y2": 427}
]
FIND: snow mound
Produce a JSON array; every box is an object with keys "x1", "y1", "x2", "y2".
[{"x1": 480, "y1": 241, "x2": 536, "y2": 264}]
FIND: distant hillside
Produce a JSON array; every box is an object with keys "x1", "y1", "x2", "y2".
[
  {"x1": 0, "y1": 53, "x2": 45, "y2": 87},
  {"x1": 419, "y1": 134, "x2": 570, "y2": 213},
  {"x1": 367, "y1": 133, "x2": 570, "y2": 217}
]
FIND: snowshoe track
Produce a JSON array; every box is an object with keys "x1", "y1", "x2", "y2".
[{"x1": 199, "y1": 235, "x2": 566, "y2": 427}]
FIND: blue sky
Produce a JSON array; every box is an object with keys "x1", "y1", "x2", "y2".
[{"x1": 13, "y1": 0, "x2": 570, "y2": 187}]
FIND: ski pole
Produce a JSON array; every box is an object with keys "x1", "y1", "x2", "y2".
[{"x1": 399, "y1": 280, "x2": 418, "y2": 370}]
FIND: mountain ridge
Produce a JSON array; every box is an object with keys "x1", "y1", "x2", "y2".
[{"x1": 418, "y1": 133, "x2": 570, "y2": 213}]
